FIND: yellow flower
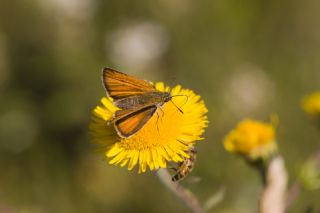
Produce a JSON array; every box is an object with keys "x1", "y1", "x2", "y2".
[
  {"x1": 90, "y1": 82, "x2": 208, "y2": 173},
  {"x1": 223, "y1": 119, "x2": 277, "y2": 160},
  {"x1": 302, "y1": 91, "x2": 320, "y2": 117}
]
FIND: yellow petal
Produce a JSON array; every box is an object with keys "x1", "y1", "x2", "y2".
[
  {"x1": 109, "y1": 150, "x2": 127, "y2": 165},
  {"x1": 128, "y1": 150, "x2": 139, "y2": 170},
  {"x1": 151, "y1": 149, "x2": 160, "y2": 169},
  {"x1": 106, "y1": 143, "x2": 122, "y2": 157}
]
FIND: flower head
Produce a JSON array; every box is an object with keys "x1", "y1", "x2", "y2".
[
  {"x1": 90, "y1": 82, "x2": 208, "y2": 173},
  {"x1": 302, "y1": 91, "x2": 320, "y2": 117},
  {"x1": 223, "y1": 119, "x2": 277, "y2": 160}
]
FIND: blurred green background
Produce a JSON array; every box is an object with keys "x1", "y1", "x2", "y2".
[{"x1": 1, "y1": 0, "x2": 320, "y2": 212}]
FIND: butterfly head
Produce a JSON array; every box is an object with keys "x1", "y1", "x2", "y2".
[
  {"x1": 163, "y1": 92, "x2": 186, "y2": 114},
  {"x1": 163, "y1": 92, "x2": 172, "y2": 103}
]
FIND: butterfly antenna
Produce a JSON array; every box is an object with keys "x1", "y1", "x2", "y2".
[
  {"x1": 171, "y1": 94, "x2": 189, "y2": 99},
  {"x1": 170, "y1": 95, "x2": 189, "y2": 114},
  {"x1": 170, "y1": 100, "x2": 184, "y2": 114},
  {"x1": 171, "y1": 95, "x2": 189, "y2": 107}
]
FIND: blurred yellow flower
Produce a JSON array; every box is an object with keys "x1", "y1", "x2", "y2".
[
  {"x1": 302, "y1": 91, "x2": 320, "y2": 117},
  {"x1": 90, "y1": 82, "x2": 208, "y2": 173},
  {"x1": 223, "y1": 119, "x2": 277, "y2": 160}
]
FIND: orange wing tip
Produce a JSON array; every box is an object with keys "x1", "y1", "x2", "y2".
[
  {"x1": 101, "y1": 67, "x2": 118, "y2": 95},
  {"x1": 101, "y1": 67, "x2": 109, "y2": 90},
  {"x1": 102, "y1": 67, "x2": 128, "y2": 76}
]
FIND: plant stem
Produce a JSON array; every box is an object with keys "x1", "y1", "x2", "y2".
[
  {"x1": 259, "y1": 156, "x2": 288, "y2": 213},
  {"x1": 156, "y1": 169, "x2": 203, "y2": 213}
]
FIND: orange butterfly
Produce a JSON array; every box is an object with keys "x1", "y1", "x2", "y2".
[{"x1": 102, "y1": 68, "x2": 183, "y2": 138}]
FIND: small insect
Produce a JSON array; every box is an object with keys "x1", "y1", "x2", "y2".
[
  {"x1": 172, "y1": 146, "x2": 197, "y2": 182},
  {"x1": 102, "y1": 67, "x2": 185, "y2": 138}
]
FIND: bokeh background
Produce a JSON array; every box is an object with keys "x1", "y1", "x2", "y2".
[{"x1": 1, "y1": 0, "x2": 320, "y2": 212}]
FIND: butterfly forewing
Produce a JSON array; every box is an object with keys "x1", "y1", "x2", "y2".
[
  {"x1": 114, "y1": 106, "x2": 157, "y2": 138},
  {"x1": 102, "y1": 68, "x2": 156, "y2": 100}
]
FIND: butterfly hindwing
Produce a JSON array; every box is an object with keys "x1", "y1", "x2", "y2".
[
  {"x1": 114, "y1": 106, "x2": 157, "y2": 138},
  {"x1": 102, "y1": 68, "x2": 156, "y2": 100}
]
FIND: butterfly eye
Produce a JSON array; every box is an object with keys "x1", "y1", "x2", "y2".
[{"x1": 163, "y1": 93, "x2": 172, "y2": 102}]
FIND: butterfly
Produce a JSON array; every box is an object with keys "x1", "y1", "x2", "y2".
[{"x1": 102, "y1": 68, "x2": 184, "y2": 138}]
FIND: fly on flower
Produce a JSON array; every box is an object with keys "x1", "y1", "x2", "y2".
[
  {"x1": 171, "y1": 146, "x2": 197, "y2": 182},
  {"x1": 102, "y1": 68, "x2": 185, "y2": 138}
]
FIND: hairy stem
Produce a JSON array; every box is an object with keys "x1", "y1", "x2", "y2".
[
  {"x1": 156, "y1": 169, "x2": 203, "y2": 213},
  {"x1": 259, "y1": 156, "x2": 288, "y2": 213}
]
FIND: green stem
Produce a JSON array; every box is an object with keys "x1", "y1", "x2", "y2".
[{"x1": 247, "y1": 158, "x2": 268, "y2": 186}]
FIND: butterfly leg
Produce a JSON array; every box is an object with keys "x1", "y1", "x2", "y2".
[
  {"x1": 156, "y1": 104, "x2": 165, "y2": 120},
  {"x1": 156, "y1": 111, "x2": 161, "y2": 136}
]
